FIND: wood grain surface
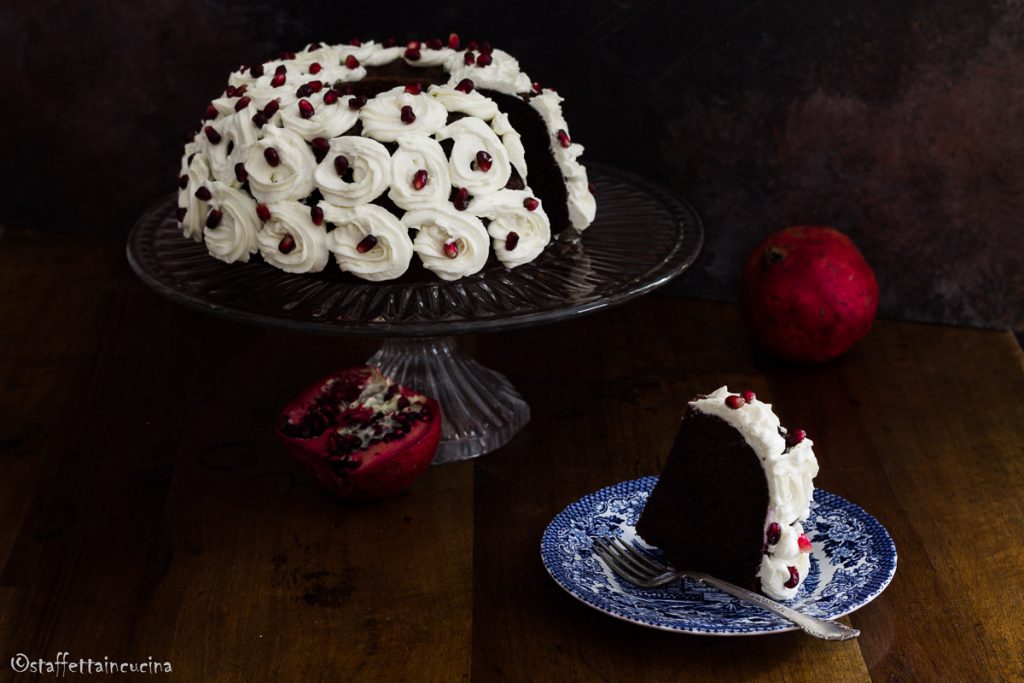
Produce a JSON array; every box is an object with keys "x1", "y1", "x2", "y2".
[{"x1": 1, "y1": 230, "x2": 1022, "y2": 681}]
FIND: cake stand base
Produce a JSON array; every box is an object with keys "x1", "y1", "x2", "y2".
[{"x1": 367, "y1": 337, "x2": 530, "y2": 464}]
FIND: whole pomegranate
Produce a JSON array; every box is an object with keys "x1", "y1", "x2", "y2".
[
  {"x1": 741, "y1": 226, "x2": 878, "y2": 363},
  {"x1": 277, "y1": 366, "x2": 442, "y2": 500}
]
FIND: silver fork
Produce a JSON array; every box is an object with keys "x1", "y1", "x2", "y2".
[{"x1": 591, "y1": 536, "x2": 860, "y2": 641}]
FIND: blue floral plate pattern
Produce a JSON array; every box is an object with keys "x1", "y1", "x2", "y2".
[{"x1": 540, "y1": 477, "x2": 897, "y2": 635}]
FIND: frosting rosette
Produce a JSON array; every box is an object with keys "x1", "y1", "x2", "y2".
[
  {"x1": 203, "y1": 181, "x2": 261, "y2": 263},
  {"x1": 359, "y1": 86, "x2": 447, "y2": 142},
  {"x1": 314, "y1": 136, "x2": 391, "y2": 207},
  {"x1": 255, "y1": 200, "x2": 329, "y2": 273},
  {"x1": 279, "y1": 90, "x2": 360, "y2": 140},
  {"x1": 178, "y1": 151, "x2": 212, "y2": 241},
  {"x1": 404, "y1": 208, "x2": 490, "y2": 281},
  {"x1": 321, "y1": 203, "x2": 414, "y2": 281},
  {"x1": 491, "y1": 112, "x2": 527, "y2": 179},
  {"x1": 437, "y1": 117, "x2": 511, "y2": 195},
  {"x1": 469, "y1": 190, "x2": 551, "y2": 269},
  {"x1": 245, "y1": 126, "x2": 316, "y2": 203},
  {"x1": 388, "y1": 135, "x2": 452, "y2": 211},
  {"x1": 428, "y1": 85, "x2": 500, "y2": 120},
  {"x1": 201, "y1": 109, "x2": 260, "y2": 186}
]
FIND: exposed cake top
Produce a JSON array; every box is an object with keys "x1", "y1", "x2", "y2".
[
  {"x1": 691, "y1": 386, "x2": 819, "y2": 600},
  {"x1": 177, "y1": 37, "x2": 596, "y2": 282}
]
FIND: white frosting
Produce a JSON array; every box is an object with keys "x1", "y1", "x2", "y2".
[
  {"x1": 445, "y1": 48, "x2": 532, "y2": 96},
  {"x1": 321, "y1": 203, "x2": 414, "y2": 281},
  {"x1": 689, "y1": 387, "x2": 819, "y2": 601},
  {"x1": 359, "y1": 86, "x2": 447, "y2": 142},
  {"x1": 388, "y1": 134, "x2": 451, "y2": 211},
  {"x1": 279, "y1": 91, "x2": 360, "y2": 140},
  {"x1": 491, "y1": 112, "x2": 527, "y2": 178},
  {"x1": 407, "y1": 46, "x2": 457, "y2": 67},
  {"x1": 255, "y1": 200, "x2": 329, "y2": 273},
  {"x1": 245, "y1": 126, "x2": 316, "y2": 203},
  {"x1": 468, "y1": 190, "x2": 550, "y2": 269},
  {"x1": 314, "y1": 136, "x2": 391, "y2": 207},
  {"x1": 404, "y1": 208, "x2": 489, "y2": 280},
  {"x1": 428, "y1": 84, "x2": 500, "y2": 119},
  {"x1": 437, "y1": 117, "x2": 511, "y2": 195},
  {"x1": 529, "y1": 90, "x2": 595, "y2": 231},
  {"x1": 201, "y1": 109, "x2": 260, "y2": 186},
  {"x1": 178, "y1": 152, "x2": 211, "y2": 241},
  {"x1": 204, "y1": 182, "x2": 260, "y2": 263}
]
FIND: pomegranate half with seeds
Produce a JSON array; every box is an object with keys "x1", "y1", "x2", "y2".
[{"x1": 277, "y1": 366, "x2": 442, "y2": 500}]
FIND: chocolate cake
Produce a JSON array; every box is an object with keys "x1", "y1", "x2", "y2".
[{"x1": 635, "y1": 387, "x2": 819, "y2": 600}]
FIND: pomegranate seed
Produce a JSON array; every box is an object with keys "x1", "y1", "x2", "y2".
[
  {"x1": 275, "y1": 64, "x2": 287, "y2": 75},
  {"x1": 309, "y1": 136, "x2": 329, "y2": 157},
  {"x1": 278, "y1": 234, "x2": 296, "y2": 254},
  {"x1": 725, "y1": 394, "x2": 745, "y2": 409},
  {"x1": 783, "y1": 566, "x2": 800, "y2": 589},
  {"x1": 295, "y1": 83, "x2": 313, "y2": 98},
  {"x1": 176, "y1": 207, "x2": 187, "y2": 221},
  {"x1": 356, "y1": 234, "x2": 378, "y2": 253},
  {"x1": 443, "y1": 241, "x2": 459, "y2": 259},
  {"x1": 250, "y1": 64, "x2": 265, "y2": 77},
  {"x1": 466, "y1": 39, "x2": 479, "y2": 51},
  {"x1": 412, "y1": 169, "x2": 428, "y2": 190},
  {"x1": 404, "y1": 82, "x2": 423, "y2": 95},
  {"x1": 204, "y1": 126, "x2": 221, "y2": 144},
  {"x1": 270, "y1": 72, "x2": 286, "y2": 88},
  {"x1": 298, "y1": 99, "x2": 315, "y2": 119},
  {"x1": 452, "y1": 187, "x2": 470, "y2": 211},
  {"x1": 400, "y1": 105, "x2": 416, "y2": 124},
  {"x1": 178, "y1": 175, "x2": 188, "y2": 189},
  {"x1": 427, "y1": 37, "x2": 443, "y2": 50},
  {"x1": 474, "y1": 150, "x2": 492, "y2": 172},
  {"x1": 334, "y1": 155, "x2": 350, "y2": 176},
  {"x1": 225, "y1": 85, "x2": 238, "y2": 98},
  {"x1": 798, "y1": 534, "x2": 812, "y2": 552},
  {"x1": 310, "y1": 205, "x2": 324, "y2": 225},
  {"x1": 464, "y1": 51, "x2": 475, "y2": 65},
  {"x1": 505, "y1": 231, "x2": 520, "y2": 251},
  {"x1": 454, "y1": 78, "x2": 474, "y2": 93},
  {"x1": 405, "y1": 47, "x2": 421, "y2": 61},
  {"x1": 280, "y1": 51, "x2": 296, "y2": 60},
  {"x1": 205, "y1": 209, "x2": 222, "y2": 229},
  {"x1": 308, "y1": 80, "x2": 323, "y2": 93},
  {"x1": 476, "y1": 52, "x2": 492, "y2": 66},
  {"x1": 234, "y1": 96, "x2": 251, "y2": 111},
  {"x1": 264, "y1": 147, "x2": 280, "y2": 167},
  {"x1": 523, "y1": 197, "x2": 539, "y2": 211},
  {"x1": 530, "y1": 82, "x2": 542, "y2": 95},
  {"x1": 350, "y1": 37, "x2": 362, "y2": 46},
  {"x1": 742, "y1": 390, "x2": 756, "y2": 403},
  {"x1": 785, "y1": 429, "x2": 807, "y2": 448},
  {"x1": 309, "y1": 62, "x2": 322, "y2": 74},
  {"x1": 256, "y1": 204, "x2": 271, "y2": 221},
  {"x1": 766, "y1": 522, "x2": 782, "y2": 545},
  {"x1": 345, "y1": 55, "x2": 359, "y2": 69},
  {"x1": 448, "y1": 33, "x2": 460, "y2": 49},
  {"x1": 349, "y1": 94, "x2": 367, "y2": 109},
  {"x1": 234, "y1": 162, "x2": 247, "y2": 182},
  {"x1": 194, "y1": 186, "x2": 212, "y2": 201},
  {"x1": 263, "y1": 99, "x2": 280, "y2": 117},
  {"x1": 480, "y1": 41, "x2": 493, "y2": 54},
  {"x1": 556, "y1": 129, "x2": 571, "y2": 148},
  {"x1": 383, "y1": 37, "x2": 397, "y2": 48},
  {"x1": 323, "y1": 89, "x2": 339, "y2": 105},
  {"x1": 407, "y1": 40, "x2": 421, "y2": 50},
  {"x1": 204, "y1": 103, "x2": 218, "y2": 120},
  {"x1": 251, "y1": 112, "x2": 268, "y2": 128}
]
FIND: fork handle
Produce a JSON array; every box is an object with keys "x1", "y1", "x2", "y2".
[{"x1": 685, "y1": 572, "x2": 860, "y2": 641}]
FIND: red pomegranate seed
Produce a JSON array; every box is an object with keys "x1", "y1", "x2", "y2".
[
  {"x1": 280, "y1": 51, "x2": 296, "y2": 60},
  {"x1": 204, "y1": 126, "x2": 222, "y2": 144},
  {"x1": 311, "y1": 137, "x2": 330, "y2": 161},
  {"x1": 234, "y1": 96, "x2": 251, "y2": 111},
  {"x1": 785, "y1": 429, "x2": 807, "y2": 448},
  {"x1": 345, "y1": 55, "x2": 359, "y2": 69},
  {"x1": 356, "y1": 234, "x2": 378, "y2": 253},
  {"x1": 264, "y1": 147, "x2": 280, "y2": 167},
  {"x1": 412, "y1": 169, "x2": 428, "y2": 190},
  {"x1": 400, "y1": 105, "x2": 416, "y2": 124},
  {"x1": 295, "y1": 83, "x2": 312, "y2": 98},
  {"x1": 176, "y1": 207, "x2": 187, "y2": 221},
  {"x1": 443, "y1": 241, "x2": 459, "y2": 259},
  {"x1": 742, "y1": 390, "x2": 756, "y2": 403},
  {"x1": 407, "y1": 40, "x2": 421, "y2": 50},
  {"x1": 234, "y1": 162, "x2": 247, "y2": 182},
  {"x1": 278, "y1": 234, "x2": 296, "y2": 253},
  {"x1": 448, "y1": 33, "x2": 460, "y2": 49},
  {"x1": 309, "y1": 62, "x2": 322, "y2": 74},
  {"x1": 464, "y1": 51, "x2": 475, "y2": 65},
  {"x1": 556, "y1": 129, "x2": 571, "y2": 148},
  {"x1": 476, "y1": 52, "x2": 492, "y2": 66},
  {"x1": 275, "y1": 64, "x2": 287, "y2": 75},
  {"x1": 298, "y1": 99, "x2": 315, "y2": 119},
  {"x1": 783, "y1": 566, "x2": 800, "y2": 589},
  {"x1": 323, "y1": 89, "x2": 339, "y2": 105},
  {"x1": 334, "y1": 155, "x2": 350, "y2": 176},
  {"x1": 474, "y1": 150, "x2": 492, "y2": 172},
  {"x1": 426, "y1": 38, "x2": 443, "y2": 50},
  {"x1": 263, "y1": 99, "x2": 280, "y2": 117},
  {"x1": 479, "y1": 41, "x2": 493, "y2": 54},
  {"x1": 454, "y1": 78, "x2": 474, "y2": 94},
  {"x1": 725, "y1": 394, "x2": 745, "y2": 409},
  {"x1": 256, "y1": 204, "x2": 271, "y2": 221},
  {"x1": 405, "y1": 47, "x2": 421, "y2": 61},
  {"x1": 404, "y1": 82, "x2": 423, "y2": 95},
  {"x1": 466, "y1": 39, "x2": 479, "y2": 51},
  {"x1": 205, "y1": 209, "x2": 222, "y2": 229},
  {"x1": 530, "y1": 81, "x2": 542, "y2": 95},
  {"x1": 349, "y1": 94, "x2": 367, "y2": 109},
  {"x1": 225, "y1": 85, "x2": 238, "y2": 98},
  {"x1": 308, "y1": 80, "x2": 323, "y2": 92},
  {"x1": 250, "y1": 63, "x2": 265, "y2": 77},
  {"x1": 178, "y1": 175, "x2": 188, "y2": 189},
  {"x1": 505, "y1": 231, "x2": 520, "y2": 251},
  {"x1": 383, "y1": 37, "x2": 397, "y2": 48},
  {"x1": 766, "y1": 522, "x2": 782, "y2": 545},
  {"x1": 251, "y1": 112, "x2": 268, "y2": 128},
  {"x1": 310, "y1": 205, "x2": 324, "y2": 226},
  {"x1": 194, "y1": 186, "x2": 212, "y2": 201},
  {"x1": 204, "y1": 103, "x2": 218, "y2": 120},
  {"x1": 523, "y1": 197, "x2": 539, "y2": 211},
  {"x1": 350, "y1": 37, "x2": 362, "y2": 46},
  {"x1": 798, "y1": 534, "x2": 812, "y2": 552},
  {"x1": 270, "y1": 72, "x2": 286, "y2": 88},
  {"x1": 452, "y1": 187, "x2": 470, "y2": 211}
]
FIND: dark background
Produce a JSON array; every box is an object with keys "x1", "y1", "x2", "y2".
[{"x1": 4, "y1": 0, "x2": 1022, "y2": 329}]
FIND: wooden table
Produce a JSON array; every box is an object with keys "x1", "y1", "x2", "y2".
[{"x1": 2, "y1": 229, "x2": 1023, "y2": 681}]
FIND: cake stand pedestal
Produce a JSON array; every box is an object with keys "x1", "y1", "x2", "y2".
[{"x1": 127, "y1": 164, "x2": 703, "y2": 464}]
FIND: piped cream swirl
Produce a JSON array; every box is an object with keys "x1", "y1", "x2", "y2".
[
  {"x1": 279, "y1": 91, "x2": 359, "y2": 140},
  {"x1": 359, "y1": 86, "x2": 447, "y2": 142},
  {"x1": 314, "y1": 136, "x2": 391, "y2": 207},
  {"x1": 255, "y1": 200, "x2": 329, "y2": 273},
  {"x1": 404, "y1": 208, "x2": 489, "y2": 280},
  {"x1": 178, "y1": 152, "x2": 212, "y2": 241},
  {"x1": 321, "y1": 203, "x2": 414, "y2": 281},
  {"x1": 388, "y1": 134, "x2": 451, "y2": 211},
  {"x1": 437, "y1": 117, "x2": 511, "y2": 195},
  {"x1": 245, "y1": 126, "x2": 316, "y2": 203},
  {"x1": 468, "y1": 190, "x2": 551, "y2": 269},
  {"x1": 204, "y1": 182, "x2": 261, "y2": 263}
]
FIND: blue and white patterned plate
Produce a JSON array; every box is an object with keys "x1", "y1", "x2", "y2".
[{"x1": 540, "y1": 477, "x2": 897, "y2": 635}]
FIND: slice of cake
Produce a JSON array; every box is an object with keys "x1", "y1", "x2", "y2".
[{"x1": 635, "y1": 387, "x2": 819, "y2": 600}]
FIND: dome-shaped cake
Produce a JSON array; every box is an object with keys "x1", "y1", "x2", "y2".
[{"x1": 177, "y1": 36, "x2": 596, "y2": 282}]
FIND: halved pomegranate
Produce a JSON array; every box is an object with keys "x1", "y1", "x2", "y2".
[{"x1": 277, "y1": 366, "x2": 442, "y2": 500}]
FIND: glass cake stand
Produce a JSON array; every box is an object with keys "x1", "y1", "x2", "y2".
[{"x1": 126, "y1": 164, "x2": 703, "y2": 464}]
